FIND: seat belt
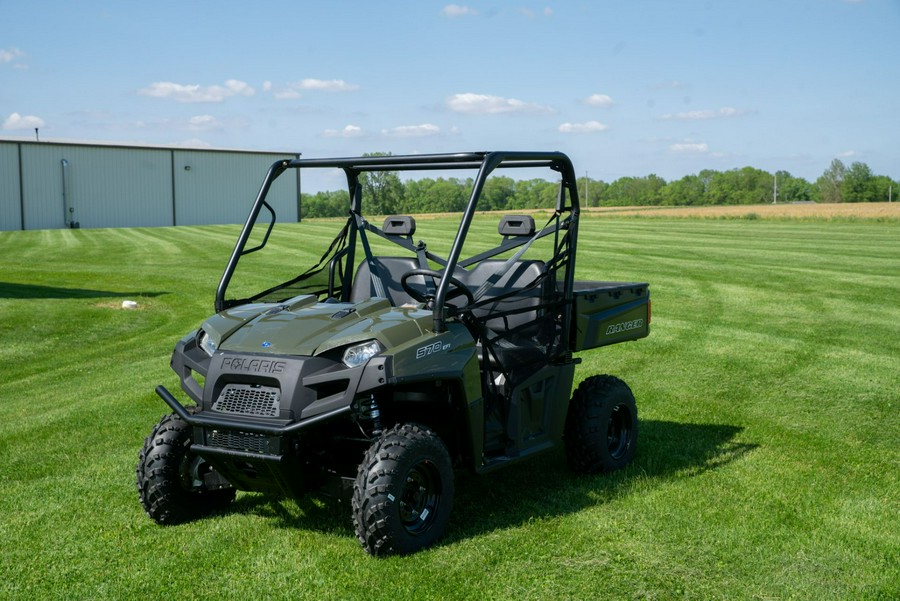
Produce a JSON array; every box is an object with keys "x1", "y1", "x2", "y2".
[
  {"x1": 414, "y1": 241, "x2": 435, "y2": 297},
  {"x1": 355, "y1": 217, "x2": 386, "y2": 299}
]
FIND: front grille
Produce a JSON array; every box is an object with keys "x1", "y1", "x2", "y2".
[
  {"x1": 209, "y1": 430, "x2": 270, "y2": 454},
  {"x1": 213, "y1": 383, "x2": 280, "y2": 417}
]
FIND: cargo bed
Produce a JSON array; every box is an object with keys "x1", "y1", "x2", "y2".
[{"x1": 569, "y1": 281, "x2": 650, "y2": 351}]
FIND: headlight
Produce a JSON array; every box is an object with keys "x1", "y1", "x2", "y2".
[
  {"x1": 342, "y1": 340, "x2": 384, "y2": 368},
  {"x1": 198, "y1": 330, "x2": 218, "y2": 357}
]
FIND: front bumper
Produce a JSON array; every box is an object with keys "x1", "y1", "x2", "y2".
[
  {"x1": 160, "y1": 342, "x2": 394, "y2": 495},
  {"x1": 157, "y1": 383, "x2": 356, "y2": 495},
  {"x1": 155, "y1": 384, "x2": 351, "y2": 437}
]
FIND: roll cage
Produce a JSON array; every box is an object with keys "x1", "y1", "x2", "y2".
[{"x1": 215, "y1": 151, "x2": 581, "y2": 338}]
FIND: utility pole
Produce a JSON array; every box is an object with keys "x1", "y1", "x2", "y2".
[{"x1": 773, "y1": 172, "x2": 777, "y2": 204}]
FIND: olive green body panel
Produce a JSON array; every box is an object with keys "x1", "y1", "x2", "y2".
[
  {"x1": 571, "y1": 282, "x2": 650, "y2": 351},
  {"x1": 388, "y1": 323, "x2": 477, "y2": 385},
  {"x1": 207, "y1": 297, "x2": 433, "y2": 358}
]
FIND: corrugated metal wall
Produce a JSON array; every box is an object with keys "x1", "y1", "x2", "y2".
[
  {"x1": 173, "y1": 150, "x2": 296, "y2": 226},
  {"x1": 20, "y1": 144, "x2": 173, "y2": 229},
  {"x1": 0, "y1": 143, "x2": 21, "y2": 230},
  {"x1": 0, "y1": 140, "x2": 298, "y2": 230}
]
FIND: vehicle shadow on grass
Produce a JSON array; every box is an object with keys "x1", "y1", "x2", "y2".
[
  {"x1": 0, "y1": 282, "x2": 167, "y2": 299},
  {"x1": 228, "y1": 493, "x2": 353, "y2": 537},
  {"x1": 221, "y1": 420, "x2": 757, "y2": 543},
  {"x1": 446, "y1": 420, "x2": 757, "y2": 545}
]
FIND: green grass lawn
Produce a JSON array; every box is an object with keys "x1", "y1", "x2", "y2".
[{"x1": 1, "y1": 217, "x2": 897, "y2": 600}]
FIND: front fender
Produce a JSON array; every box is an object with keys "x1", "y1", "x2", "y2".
[
  {"x1": 387, "y1": 323, "x2": 484, "y2": 470},
  {"x1": 389, "y1": 323, "x2": 475, "y2": 387}
]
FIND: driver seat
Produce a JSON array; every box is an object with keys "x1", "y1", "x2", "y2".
[{"x1": 349, "y1": 257, "x2": 424, "y2": 306}]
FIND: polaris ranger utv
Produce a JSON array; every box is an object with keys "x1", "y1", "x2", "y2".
[{"x1": 137, "y1": 151, "x2": 650, "y2": 556}]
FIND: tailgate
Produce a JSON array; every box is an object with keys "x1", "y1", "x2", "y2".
[{"x1": 570, "y1": 281, "x2": 650, "y2": 351}]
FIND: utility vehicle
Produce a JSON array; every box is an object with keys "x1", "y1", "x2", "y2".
[{"x1": 137, "y1": 151, "x2": 650, "y2": 556}]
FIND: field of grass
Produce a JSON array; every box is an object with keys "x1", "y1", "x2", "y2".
[
  {"x1": 583, "y1": 201, "x2": 900, "y2": 221},
  {"x1": 1, "y1": 214, "x2": 897, "y2": 600}
]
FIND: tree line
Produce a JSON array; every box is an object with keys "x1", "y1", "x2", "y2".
[{"x1": 301, "y1": 157, "x2": 897, "y2": 218}]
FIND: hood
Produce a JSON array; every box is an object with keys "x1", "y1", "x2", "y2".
[{"x1": 204, "y1": 296, "x2": 433, "y2": 357}]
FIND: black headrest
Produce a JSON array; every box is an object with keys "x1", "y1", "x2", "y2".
[
  {"x1": 383, "y1": 215, "x2": 416, "y2": 236},
  {"x1": 498, "y1": 214, "x2": 535, "y2": 237}
]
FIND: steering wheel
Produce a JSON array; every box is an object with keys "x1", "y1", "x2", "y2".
[{"x1": 400, "y1": 268, "x2": 474, "y2": 309}]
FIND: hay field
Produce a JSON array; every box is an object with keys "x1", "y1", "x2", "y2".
[{"x1": 584, "y1": 201, "x2": 900, "y2": 220}]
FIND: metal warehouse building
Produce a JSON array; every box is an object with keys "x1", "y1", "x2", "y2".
[{"x1": 0, "y1": 139, "x2": 300, "y2": 231}]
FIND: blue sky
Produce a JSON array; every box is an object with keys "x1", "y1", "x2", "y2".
[{"x1": 2, "y1": 0, "x2": 897, "y2": 192}]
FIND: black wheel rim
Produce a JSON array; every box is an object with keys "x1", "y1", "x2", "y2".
[
  {"x1": 607, "y1": 404, "x2": 633, "y2": 460},
  {"x1": 398, "y1": 460, "x2": 441, "y2": 535}
]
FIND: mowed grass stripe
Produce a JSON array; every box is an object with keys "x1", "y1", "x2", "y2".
[{"x1": 0, "y1": 217, "x2": 897, "y2": 600}]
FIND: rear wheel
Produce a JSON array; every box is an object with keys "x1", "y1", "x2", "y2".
[
  {"x1": 564, "y1": 375, "x2": 638, "y2": 474},
  {"x1": 352, "y1": 423, "x2": 454, "y2": 556},
  {"x1": 136, "y1": 410, "x2": 235, "y2": 524}
]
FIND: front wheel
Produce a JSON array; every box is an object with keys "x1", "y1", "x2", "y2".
[
  {"x1": 352, "y1": 423, "x2": 454, "y2": 556},
  {"x1": 564, "y1": 375, "x2": 638, "y2": 474},
  {"x1": 136, "y1": 410, "x2": 235, "y2": 524}
]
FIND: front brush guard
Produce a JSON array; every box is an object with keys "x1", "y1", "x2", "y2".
[{"x1": 155, "y1": 385, "x2": 351, "y2": 436}]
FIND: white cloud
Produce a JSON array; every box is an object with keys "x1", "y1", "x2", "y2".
[
  {"x1": 139, "y1": 79, "x2": 255, "y2": 103},
  {"x1": 3, "y1": 112, "x2": 45, "y2": 130},
  {"x1": 441, "y1": 4, "x2": 478, "y2": 17},
  {"x1": 717, "y1": 107, "x2": 746, "y2": 117},
  {"x1": 838, "y1": 150, "x2": 858, "y2": 158},
  {"x1": 187, "y1": 115, "x2": 223, "y2": 131},
  {"x1": 585, "y1": 94, "x2": 614, "y2": 107},
  {"x1": 447, "y1": 93, "x2": 555, "y2": 115},
  {"x1": 669, "y1": 142, "x2": 709, "y2": 154},
  {"x1": 323, "y1": 124, "x2": 364, "y2": 138},
  {"x1": 659, "y1": 107, "x2": 750, "y2": 120},
  {"x1": 223, "y1": 80, "x2": 254, "y2": 96},
  {"x1": 0, "y1": 47, "x2": 24, "y2": 64},
  {"x1": 382, "y1": 124, "x2": 441, "y2": 137},
  {"x1": 295, "y1": 78, "x2": 359, "y2": 92},
  {"x1": 133, "y1": 113, "x2": 246, "y2": 134},
  {"x1": 267, "y1": 78, "x2": 359, "y2": 100},
  {"x1": 558, "y1": 121, "x2": 609, "y2": 134}
]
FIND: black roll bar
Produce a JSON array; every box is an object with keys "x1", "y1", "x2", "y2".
[{"x1": 215, "y1": 151, "x2": 581, "y2": 334}]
